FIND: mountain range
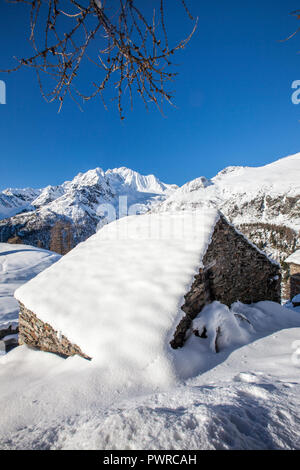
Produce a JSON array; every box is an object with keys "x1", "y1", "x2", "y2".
[
  {"x1": 0, "y1": 167, "x2": 177, "y2": 254},
  {"x1": 0, "y1": 153, "x2": 299, "y2": 283}
]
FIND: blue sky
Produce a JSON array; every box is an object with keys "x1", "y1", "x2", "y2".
[{"x1": 0, "y1": 0, "x2": 300, "y2": 190}]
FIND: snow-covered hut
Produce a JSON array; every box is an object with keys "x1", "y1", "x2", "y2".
[
  {"x1": 285, "y1": 250, "x2": 300, "y2": 300},
  {"x1": 15, "y1": 209, "x2": 281, "y2": 367}
]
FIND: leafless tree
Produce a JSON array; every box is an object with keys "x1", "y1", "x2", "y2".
[
  {"x1": 50, "y1": 220, "x2": 74, "y2": 254},
  {"x1": 3, "y1": 0, "x2": 197, "y2": 118}
]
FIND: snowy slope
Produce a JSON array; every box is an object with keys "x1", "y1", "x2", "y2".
[
  {"x1": 0, "y1": 243, "x2": 60, "y2": 331},
  {"x1": 15, "y1": 209, "x2": 219, "y2": 387},
  {"x1": 158, "y1": 152, "x2": 300, "y2": 230},
  {"x1": 1, "y1": 301, "x2": 300, "y2": 449}
]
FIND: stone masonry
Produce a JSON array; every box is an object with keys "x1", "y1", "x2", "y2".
[
  {"x1": 170, "y1": 215, "x2": 281, "y2": 349},
  {"x1": 289, "y1": 263, "x2": 300, "y2": 300},
  {"x1": 19, "y1": 302, "x2": 91, "y2": 360}
]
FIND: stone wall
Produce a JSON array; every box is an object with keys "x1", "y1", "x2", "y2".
[
  {"x1": 287, "y1": 264, "x2": 300, "y2": 300},
  {"x1": 19, "y1": 302, "x2": 91, "y2": 360},
  {"x1": 289, "y1": 263, "x2": 300, "y2": 276},
  {"x1": 170, "y1": 216, "x2": 281, "y2": 349},
  {"x1": 290, "y1": 274, "x2": 300, "y2": 300}
]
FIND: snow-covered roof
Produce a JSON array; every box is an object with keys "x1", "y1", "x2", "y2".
[
  {"x1": 15, "y1": 209, "x2": 219, "y2": 385},
  {"x1": 286, "y1": 250, "x2": 300, "y2": 265}
]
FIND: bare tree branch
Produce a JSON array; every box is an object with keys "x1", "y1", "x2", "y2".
[
  {"x1": 2, "y1": 0, "x2": 197, "y2": 118},
  {"x1": 280, "y1": 9, "x2": 300, "y2": 43}
]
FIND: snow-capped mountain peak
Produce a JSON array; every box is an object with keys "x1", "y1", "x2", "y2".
[
  {"x1": 212, "y1": 165, "x2": 246, "y2": 180},
  {"x1": 69, "y1": 167, "x2": 107, "y2": 188},
  {"x1": 105, "y1": 167, "x2": 177, "y2": 194},
  {"x1": 32, "y1": 185, "x2": 65, "y2": 208},
  {"x1": 181, "y1": 176, "x2": 213, "y2": 192}
]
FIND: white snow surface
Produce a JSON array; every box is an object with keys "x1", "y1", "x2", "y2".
[
  {"x1": 0, "y1": 243, "x2": 61, "y2": 330},
  {"x1": 16, "y1": 209, "x2": 220, "y2": 386},
  {"x1": 286, "y1": 250, "x2": 300, "y2": 265},
  {"x1": 1, "y1": 301, "x2": 300, "y2": 449}
]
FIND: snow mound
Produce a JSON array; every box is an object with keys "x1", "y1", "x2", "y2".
[
  {"x1": 0, "y1": 243, "x2": 61, "y2": 330},
  {"x1": 16, "y1": 209, "x2": 219, "y2": 387},
  {"x1": 173, "y1": 300, "x2": 300, "y2": 378}
]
